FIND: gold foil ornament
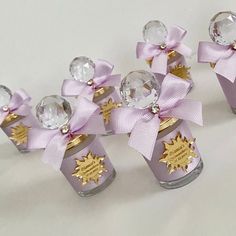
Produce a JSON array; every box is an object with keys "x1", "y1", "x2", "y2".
[
  {"x1": 170, "y1": 64, "x2": 191, "y2": 80},
  {"x1": 10, "y1": 123, "x2": 30, "y2": 145},
  {"x1": 100, "y1": 98, "x2": 121, "y2": 124},
  {"x1": 160, "y1": 132, "x2": 197, "y2": 174},
  {"x1": 72, "y1": 151, "x2": 107, "y2": 185}
]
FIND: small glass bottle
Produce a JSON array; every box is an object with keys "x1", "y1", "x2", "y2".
[
  {"x1": 198, "y1": 11, "x2": 236, "y2": 113},
  {"x1": 118, "y1": 70, "x2": 203, "y2": 189},
  {"x1": 0, "y1": 85, "x2": 38, "y2": 153},
  {"x1": 145, "y1": 118, "x2": 203, "y2": 189},
  {"x1": 138, "y1": 20, "x2": 193, "y2": 90},
  {"x1": 34, "y1": 95, "x2": 116, "y2": 196},
  {"x1": 62, "y1": 56, "x2": 122, "y2": 134}
]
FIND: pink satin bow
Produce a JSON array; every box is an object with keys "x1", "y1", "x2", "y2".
[
  {"x1": 111, "y1": 74, "x2": 202, "y2": 160},
  {"x1": 28, "y1": 98, "x2": 106, "y2": 170},
  {"x1": 0, "y1": 89, "x2": 31, "y2": 125},
  {"x1": 61, "y1": 59, "x2": 121, "y2": 100},
  {"x1": 198, "y1": 42, "x2": 236, "y2": 83},
  {"x1": 136, "y1": 25, "x2": 192, "y2": 75}
]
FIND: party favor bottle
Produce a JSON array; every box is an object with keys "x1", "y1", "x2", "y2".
[
  {"x1": 28, "y1": 95, "x2": 115, "y2": 196},
  {"x1": 112, "y1": 71, "x2": 203, "y2": 189},
  {"x1": 136, "y1": 20, "x2": 193, "y2": 90},
  {"x1": 61, "y1": 56, "x2": 122, "y2": 134},
  {"x1": 0, "y1": 85, "x2": 38, "y2": 152},
  {"x1": 198, "y1": 11, "x2": 236, "y2": 113}
]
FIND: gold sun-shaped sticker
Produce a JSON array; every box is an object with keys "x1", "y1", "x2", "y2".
[
  {"x1": 159, "y1": 132, "x2": 197, "y2": 174},
  {"x1": 170, "y1": 64, "x2": 191, "y2": 80},
  {"x1": 72, "y1": 151, "x2": 107, "y2": 185},
  {"x1": 100, "y1": 98, "x2": 121, "y2": 124},
  {"x1": 10, "y1": 123, "x2": 30, "y2": 146}
]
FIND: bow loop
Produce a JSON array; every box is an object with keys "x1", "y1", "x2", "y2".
[{"x1": 198, "y1": 41, "x2": 236, "y2": 82}]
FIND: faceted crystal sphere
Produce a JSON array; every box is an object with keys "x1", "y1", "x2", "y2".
[
  {"x1": 209, "y1": 11, "x2": 236, "y2": 46},
  {"x1": 0, "y1": 85, "x2": 12, "y2": 108},
  {"x1": 120, "y1": 70, "x2": 161, "y2": 109},
  {"x1": 36, "y1": 95, "x2": 72, "y2": 129},
  {"x1": 69, "y1": 56, "x2": 95, "y2": 82},
  {"x1": 143, "y1": 20, "x2": 168, "y2": 45}
]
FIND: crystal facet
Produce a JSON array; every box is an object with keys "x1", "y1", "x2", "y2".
[
  {"x1": 120, "y1": 70, "x2": 161, "y2": 109},
  {"x1": 69, "y1": 56, "x2": 95, "y2": 82},
  {"x1": 0, "y1": 85, "x2": 12, "y2": 108},
  {"x1": 143, "y1": 20, "x2": 168, "y2": 45},
  {"x1": 209, "y1": 11, "x2": 236, "y2": 46},
  {"x1": 36, "y1": 95, "x2": 72, "y2": 129}
]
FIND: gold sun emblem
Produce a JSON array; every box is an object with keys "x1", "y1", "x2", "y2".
[
  {"x1": 10, "y1": 123, "x2": 30, "y2": 145},
  {"x1": 160, "y1": 132, "x2": 197, "y2": 174},
  {"x1": 72, "y1": 151, "x2": 107, "y2": 185},
  {"x1": 170, "y1": 64, "x2": 191, "y2": 80},
  {"x1": 100, "y1": 98, "x2": 121, "y2": 124}
]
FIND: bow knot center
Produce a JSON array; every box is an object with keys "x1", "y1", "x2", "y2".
[
  {"x1": 159, "y1": 43, "x2": 167, "y2": 50},
  {"x1": 150, "y1": 104, "x2": 160, "y2": 114}
]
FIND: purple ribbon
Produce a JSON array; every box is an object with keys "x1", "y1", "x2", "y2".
[
  {"x1": 61, "y1": 59, "x2": 121, "y2": 100},
  {"x1": 198, "y1": 41, "x2": 236, "y2": 83},
  {"x1": 0, "y1": 89, "x2": 31, "y2": 125},
  {"x1": 111, "y1": 73, "x2": 202, "y2": 160},
  {"x1": 136, "y1": 25, "x2": 192, "y2": 75},
  {"x1": 28, "y1": 98, "x2": 106, "y2": 170}
]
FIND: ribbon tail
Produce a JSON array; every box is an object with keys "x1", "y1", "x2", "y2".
[
  {"x1": 151, "y1": 54, "x2": 168, "y2": 75},
  {"x1": 42, "y1": 135, "x2": 68, "y2": 170},
  {"x1": 94, "y1": 59, "x2": 114, "y2": 77},
  {"x1": 214, "y1": 53, "x2": 236, "y2": 83},
  {"x1": 162, "y1": 99, "x2": 203, "y2": 126},
  {"x1": 129, "y1": 116, "x2": 160, "y2": 160}
]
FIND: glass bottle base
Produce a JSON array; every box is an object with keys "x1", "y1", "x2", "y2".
[
  {"x1": 159, "y1": 159, "x2": 203, "y2": 189},
  {"x1": 78, "y1": 168, "x2": 116, "y2": 197}
]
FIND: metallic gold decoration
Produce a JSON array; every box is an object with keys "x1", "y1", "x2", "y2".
[
  {"x1": 72, "y1": 151, "x2": 107, "y2": 185},
  {"x1": 170, "y1": 64, "x2": 191, "y2": 80},
  {"x1": 146, "y1": 50, "x2": 177, "y2": 67},
  {"x1": 10, "y1": 123, "x2": 30, "y2": 145},
  {"x1": 159, "y1": 118, "x2": 178, "y2": 132},
  {"x1": 66, "y1": 134, "x2": 88, "y2": 151},
  {"x1": 100, "y1": 98, "x2": 121, "y2": 124},
  {"x1": 210, "y1": 62, "x2": 216, "y2": 69},
  {"x1": 1, "y1": 113, "x2": 19, "y2": 128},
  {"x1": 160, "y1": 132, "x2": 197, "y2": 174},
  {"x1": 94, "y1": 87, "x2": 110, "y2": 98}
]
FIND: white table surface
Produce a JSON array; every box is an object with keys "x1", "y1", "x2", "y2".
[{"x1": 1, "y1": 1, "x2": 236, "y2": 235}]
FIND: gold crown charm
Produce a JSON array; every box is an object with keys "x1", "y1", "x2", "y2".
[
  {"x1": 10, "y1": 123, "x2": 30, "y2": 146},
  {"x1": 170, "y1": 64, "x2": 191, "y2": 80}
]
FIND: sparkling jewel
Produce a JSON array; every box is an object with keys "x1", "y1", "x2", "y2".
[
  {"x1": 143, "y1": 20, "x2": 168, "y2": 45},
  {"x1": 0, "y1": 85, "x2": 12, "y2": 108},
  {"x1": 209, "y1": 11, "x2": 236, "y2": 46},
  {"x1": 87, "y1": 79, "x2": 94, "y2": 86},
  {"x1": 120, "y1": 70, "x2": 161, "y2": 109},
  {"x1": 2, "y1": 105, "x2": 9, "y2": 112},
  {"x1": 69, "y1": 56, "x2": 95, "y2": 82},
  {"x1": 61, "y1": 124, "x2": 70, "y2": 134},
  {"x1": 151, "y1": 104, "x2": 160, "y2": 114},
  {"x1": 36, "y1": 95, "x2": 72, "y2": 129}
]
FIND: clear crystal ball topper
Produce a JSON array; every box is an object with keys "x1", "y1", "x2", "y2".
[
  {"x1": 69, "y1": 56, "x2": 96, "y2": 83},
  {"x1": 0, "y1": 85, "x2": 12, "y2": 108},
  {"x1": 209, "y1": 11, "x2": 236, "y2": 46},
  {"x1": 120, "y1": 70, "x2": 161, "y2": 109},
  {"x1": 36, "y1": 95, "x2": 72, "y2": 129},
  {"x1": 143, "y1": 20, "x2": 168, "y2": 45}
]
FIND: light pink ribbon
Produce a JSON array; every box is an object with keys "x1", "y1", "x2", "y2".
[
  {"x1": 198, "y1": 41, "x2": 236, "y2": 82},
  {"x1": 0, "y1": 89, "x2": 31, "y2": 125},
  {"x1": 28, "y1": 98, "x2": 106, "y2": 170},
  {"x1": 111, "y1": 73, "x2": 202, "y2": 160},
  {"x1": 61, "y1": 59, "x2": 121, "y2": 100},
  {"x1": 136, "y1": 25, "x2": 192, "y2": 75}
]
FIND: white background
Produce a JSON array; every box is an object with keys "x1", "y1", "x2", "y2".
[{"x1": 0, "y1": 0, "x2": 236, "y2": 235}]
